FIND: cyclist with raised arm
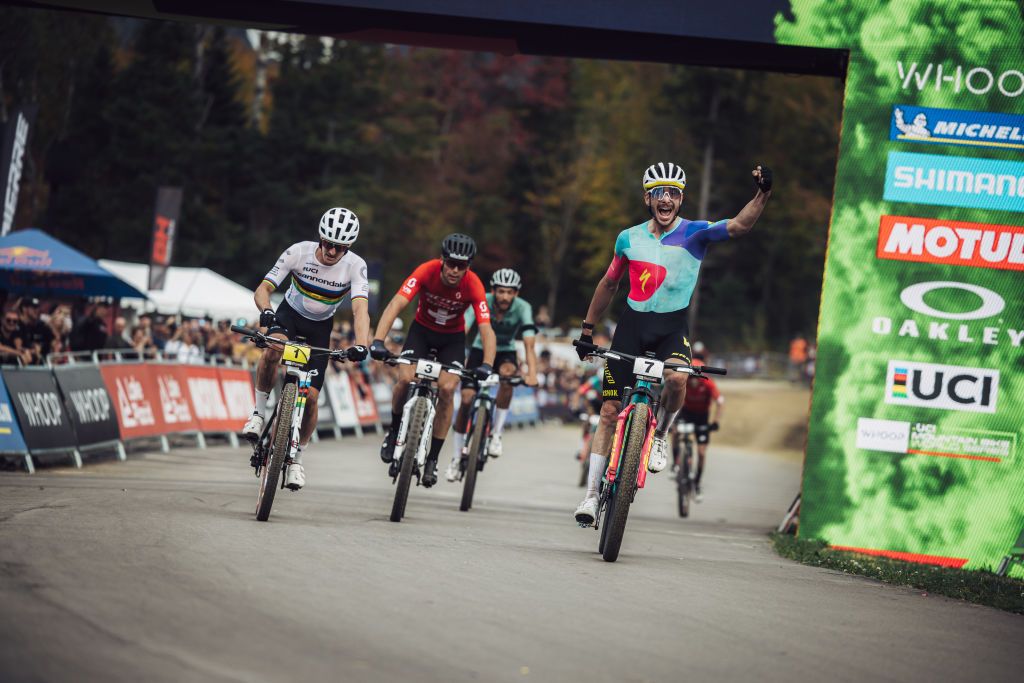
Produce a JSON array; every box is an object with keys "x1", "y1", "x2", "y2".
[
  {"x1": 241, "y1": 208, "x2": 371, "y2": 490},
  {"x1": 369, "y1": 234, "x2": 497, "y2": 488},
  {"x1": 445, "y1": 268, "x2": 539, "y2": 482},
  {"x1": 572, "y1": 162, "x2": 772, "y2": 525},
  {"x1": 674, "y1": 353, "x2": 724, "y2": 502}
]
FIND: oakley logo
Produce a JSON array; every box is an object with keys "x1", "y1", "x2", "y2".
[{"x1": 900, "y1": 281, "x2": 1005, "y2": 320}]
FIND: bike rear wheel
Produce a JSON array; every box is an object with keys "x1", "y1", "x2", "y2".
[
  {"x1": 391, "y1": 397, "x2": 429, "y2": 522},
  {"x1": 677, "y1": 440, "x2": 693, "y2": 518},
  {"x1": 459, "y1": 404, "x2": 488, "y2": 512},
  {"x1": 602, "y1": 403, "x2": 648, "y2": 562},
  {"x1": 256, "y1": 382, "x2": 295, "y2": 522}
]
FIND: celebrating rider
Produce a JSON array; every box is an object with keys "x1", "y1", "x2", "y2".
[
  {"x1": 241, "y1": 207, "x2": 371, "y2": 491},
  {"x1": 369, "y1": 233, "x2": 497, "y2": 488},
  {"x1": 572, "y1": 162, "x2": 772, "y2": 526},
  {"x1": 445, "y1": 268, "x2": 539, "y2": 482},
  {"x1": 674, "y1": 352, "x2": 724, "y2": 502}
]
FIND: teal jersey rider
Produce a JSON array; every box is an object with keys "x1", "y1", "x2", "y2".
[
  {"x1": 606, "y1": 217, "x2": 730, "y2": 313},
  {"x1": 465, "y1": 293, "x2": 537, "y2": 352}
]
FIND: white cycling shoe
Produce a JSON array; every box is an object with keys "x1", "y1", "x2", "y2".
[
  {"x1": 487, "y1": 434, "x2": 503, "y2": 458},
  {"x1": 285, "y1": 463, "x2": 305, "y2": 491},
  {"x1": 647, "y1": 435, "x2": 669, "y2": 473},
  {"x1": 243, "y1": 412, "x2": 265, "y2": 440},
  {"x1": 574, "y1": 496, "x2": 598, "y2": 526},
  {"x1": 445, "y1": 456, "x2": 461, "y2": 482}
]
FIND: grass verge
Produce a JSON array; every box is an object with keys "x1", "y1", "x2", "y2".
[{"x1": 770, "y1": 533, "x2": 1024, "y2": 615}]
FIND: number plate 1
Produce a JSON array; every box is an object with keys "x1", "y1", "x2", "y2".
[
  {"x1": 633, "y1": 357, "x2": 664, "y2": 379},
  {"x1": 281, "y1": 343, "x2": 311, "y2": 366},
  {"x1": 415, "y1": 359, "x2": 441, "y2": 380}
]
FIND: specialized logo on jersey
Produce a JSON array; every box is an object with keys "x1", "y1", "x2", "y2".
[{"x1": 627, "y1": 261, "x2": 668, "y2": 302}]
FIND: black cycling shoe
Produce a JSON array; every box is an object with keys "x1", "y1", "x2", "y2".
[
  {"x1": 380, "y1": 433, "x2": 397, "y2": 463},
  {"x1": 388, "y1": 459, "x2": 400, "y2": 478},
  {"x1": 421, "y1": 457, "x2": 438, "y2": 488}
]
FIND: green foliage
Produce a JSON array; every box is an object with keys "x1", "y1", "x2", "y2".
[
  {"x1": 3, "y1": 7, "x2": 841, "y2": 349},
  {"x1": 771, "y1": 533, "x2": 1024, "y2": 614}
]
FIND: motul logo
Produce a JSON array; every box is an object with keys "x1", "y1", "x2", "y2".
[
  {"x1": 877, "y1": 215, "x2": 1024, "y2": 272},
  {"x1": 885, "y1": 360, "x2": 999, "y2": 414}
]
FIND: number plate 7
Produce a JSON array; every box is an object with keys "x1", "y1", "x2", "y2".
[
  {"x1": 416, "y1": 359, "x2": 441, "y2": 379},
  {"x1": 633, "y1": 357, "x2": 664, "y2": 379}
]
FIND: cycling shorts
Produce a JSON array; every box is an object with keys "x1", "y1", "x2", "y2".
[
  {"x1": 601, "y1": 306, "x2": 692, "y2": 402},
  {"x1": 400, "y1": 320, "x2": 466, "y2": 368},
  {"x1": 462, "y1": 348, "x2": 518, "y2": 388},
  {"x1": 270, "y1": 299, "x2": 333, "y2": 392},
  {"x1": 678, "y1": 409, "x2": 711, "y2": 445}
]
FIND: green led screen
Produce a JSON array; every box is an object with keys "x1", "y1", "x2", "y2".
[{"x1": 778, "y1": 1, "x2": 1024, "y2": 574}]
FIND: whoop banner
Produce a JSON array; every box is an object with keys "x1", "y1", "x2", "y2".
[
  {"x1": 2, "y1": 368, "x2": 77, "y2": 451},
  {"x1": 148, "y1": 186, "x2": 183, "y2": 291},
  {"x1": 54, "y1": 366, "x2": 120, "y2": 446},
  {"x1": 798, "y1": 31, "x2": 1024, "y2": 574}
]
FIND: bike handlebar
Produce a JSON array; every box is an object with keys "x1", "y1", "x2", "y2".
[
  {"x1": 572, "y1": 339, "x2": 727, "y2": 377},
  {"x1": 231, "y1": 325, "x2": 355, "y2": 361}
]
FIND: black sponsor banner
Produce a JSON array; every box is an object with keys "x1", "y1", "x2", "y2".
[
  {"x1": 148, "y1": 186, "x2": 183, "y2": 290},
  {"x1": 0, "y1": 105, "x2": 37, "y2": 236},
  {"x1": 53, "y1": 366, "x2": 120, "y2": 446},
  {"x1": 1, "y1": 368, "x2": 77, "y2": 451}
]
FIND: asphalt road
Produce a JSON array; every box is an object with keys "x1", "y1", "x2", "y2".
[{"x1": 0, "y1": 425, "x2": 1020, "y2": 682}]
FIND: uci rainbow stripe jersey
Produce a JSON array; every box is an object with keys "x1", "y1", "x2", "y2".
[
  {"x1": 606, "y1": 218, "x2": 730, "y2": 313},
  {"x1": 263, "y1": 241, "x2": 369, "y2": 321}
]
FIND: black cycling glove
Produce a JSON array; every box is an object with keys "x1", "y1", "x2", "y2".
[
  {"x1": 710, "y1": 422, "x2": 720, "y2": 431},
  {"x1": 369, "y1": 339, "x2": 390, "y2": 361},
  {"x1": 473, "y1": 363, "x2": 493, "y2": 382},
  {"x1": 346, "y1": 345, "x2": 368, "y2": 362},
  {"x1": 259, "y1": 309, "x2": 277, "y2": 329},
  {"x1": 576, "y1": 332, "x2": 594, "y2": 361},
  {"x1": 754, "y1": 164, "x2": 773, "y2": 193}
]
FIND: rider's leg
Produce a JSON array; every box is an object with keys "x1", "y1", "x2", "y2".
[
  {"x1": 298, "y1": 386, "x2": 320, "y2": 456},
  {"x1": 447, "y1": 384, "x2": 475, "y2": 480},
  {"x1": 381, "y1": 363, "x2": 415, "y2": 463},
  {"x1": 654, "y1": 365, "x2": 687, "y2": 439},
  {"x1": 585, "y1": 400, "x2": 619, "y2": 498},
  {"x1": 696, "y1": 442, "x2": 708, "y2": 487},
  {"x1": 244, "y1": 332, "x2": 287, "y2": 436},
  {"x1": 491, "y1": 360, "x2": 517, "y2": 436},
  {"x1": 422, "y1": 371, "x2": 459, "y2": 485}
]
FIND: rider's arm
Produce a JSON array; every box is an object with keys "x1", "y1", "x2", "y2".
[
  {"x1": 256, "y1": 245, "x2": 300, "y2": 312},
  {"x1": 726, "y1": 168, "x2": 771, "y2": 238},
  {"x1": 583, "y1": 235, "x2": 627, "y2": 327},
  {"x1": 467, "y1": 273, "x2": 496, "y2": 365},
  {"x1": 478, "y1": 322, "x2": 497, "y2": 366},
  {"x1": 254, "y1": 280, "x2": 276, "y2": 313},
  {"x1": 709, "y1": 379, "x2": 724, "y2": 423},
  {"x1": 523, "y1": 335, "x2": 538, "y2": 385},
  {"x1": 373, "y1": 295, "x2": 409, "y2": 340},
  {"x1": 351, "y1": 297, "x2": 371, "y2": 347}
]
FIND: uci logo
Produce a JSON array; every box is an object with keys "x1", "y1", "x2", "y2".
[{"x1": 884, "y1": 359, "x2": 999, "y2": 414}]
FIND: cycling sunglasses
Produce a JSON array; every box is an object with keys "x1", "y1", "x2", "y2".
[
  {"x1": 443, "y1": 258, "x2": 471, "y2": 271},
  {"x1": 648, "y1": 186, "x2": 683, "y2": 200},
  {"x1": 320, "y1": 239, "x2": 346, "y2": 253}
]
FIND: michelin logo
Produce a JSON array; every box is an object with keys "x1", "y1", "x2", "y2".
[{"x1": 891, "y1": 105, "x2": 1024, "y2": 150}]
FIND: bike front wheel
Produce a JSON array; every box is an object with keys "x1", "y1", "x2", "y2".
[
  {"x1": 677, "y1": 441, "x2": 693, "y2": 518},
  {"x1": 459, "y1": 404, "x2": 489, "y2": 512},
  {"x1": 391, "y1": 397, "x2": 430, "y2": 522},
  {"x1": 256, "y1": 382, "x2": 295, "y2": 522},
  {"x1": 601, "y1": 402, "x2": 648, "y2": 562}
]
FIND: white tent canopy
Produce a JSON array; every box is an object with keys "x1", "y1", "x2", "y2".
[{"x1": 100, "y1": 260, "x2": 258, "y2": 321}]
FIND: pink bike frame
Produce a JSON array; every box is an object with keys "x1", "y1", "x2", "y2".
[{"x1": 605, "y1": 402, "x2": 658, "y2": 490}]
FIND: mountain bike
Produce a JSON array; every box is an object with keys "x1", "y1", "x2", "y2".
[
  {"x1": 454, "y1": 373, "x2": 523, "y2": 511},
  {"x1": 380, "y1": 350, "x2": 478, "y2": 522},
  {"x1": 232, "y1": 325, "x2": 354, "y2": 522},
  {"x1": 573, "y1": 340, "x2": 726, "y2": 562},
  {"x1": 673, "y1": 420, "x2": 719, "y2": 517}
]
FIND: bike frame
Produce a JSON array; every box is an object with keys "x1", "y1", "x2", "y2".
[
  {"x1": 394, "y1": 378, "x2": 438, "y2": 469},
  {"x1": 605, "y1": 380, "x2": 660, "y2": 490}
]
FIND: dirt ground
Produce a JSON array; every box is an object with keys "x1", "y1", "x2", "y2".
[{"x1": 711, "y1": 379, "x2": 812, "y2": 460}]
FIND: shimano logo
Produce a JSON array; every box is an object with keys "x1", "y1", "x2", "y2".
[{"x1": 896, "y1": 62, "x2": 1024, "y2": 98}]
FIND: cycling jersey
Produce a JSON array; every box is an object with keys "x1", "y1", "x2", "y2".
[
  {"x1": 397, "y1": 259, "x2": 491, "y2": 333},
  {"x1": 263, "y1": 241, "x2": 369, "y2": 321},
  {"x1": 682, "y1": 374, "x2": 722, "y2": 414},
  {"x1": 606, "y1": 218, "x2": 730, "y2": 313},
  {"x1": 465, "y1": 294, "x2": 536, "y2": 352}
]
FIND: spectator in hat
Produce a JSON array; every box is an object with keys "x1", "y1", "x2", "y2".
[
  {"x1": 71, "y1": 301, "x2": 111, "y2": 352},
  {"x1": 18, "y1": 297, "x2": 56, "y2": 365}
]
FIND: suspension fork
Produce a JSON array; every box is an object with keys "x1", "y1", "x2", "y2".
[
  {"x1": 606, "y1": 398, "x2": 658, "y2": 489},
  {"x1": 288, "y1": 373, "x2": 312, "y2": 463}
]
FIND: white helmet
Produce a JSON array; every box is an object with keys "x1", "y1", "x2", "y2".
[
  {"x1": 642, "y1": 162, "x2": 686, "y2": 192},
  {"x1": 319, "y1": 207, "x2": 360, "y2": 245},
  {"x1": 490, "y1": 268, "x2": 522, "y2": 289}
]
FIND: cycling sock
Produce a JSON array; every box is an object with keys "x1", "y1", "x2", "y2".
[
  {"x1": 427, "y1": 436, "x2": 445, "y2": 463},
  {"x1": 254, "y1": 390, "x2": 270, "y2": 416},
  {"x1": 452, "y1": 431, "x2": 465, "y2": 459},
  {"x1": 493, "y1": 407, "x2": 509, "y2": 435},
  {"x1": 293, "y1": 443, "x2": 305, "y2": 465},
  {"x1": 388, "y1": 412, "x2": 402, "y2": 437},
  {"x1": 654, "y1": 406, "x2": 680, "y2": 439},
  {"x1": 586, "y1": 453, "x2": 608, "y2": 499}
]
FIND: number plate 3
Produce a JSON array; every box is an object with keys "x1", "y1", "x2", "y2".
[
  {"x1": 633, "y1": 357, "x2": 664, "y2": 380},
  {"x1": 415, "y1": 359, "x2": 441, "y2": 380}
]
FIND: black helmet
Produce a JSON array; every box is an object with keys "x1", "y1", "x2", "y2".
[{"x1": 441, "y1": 233, "x2": 477, "y2": 262}]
